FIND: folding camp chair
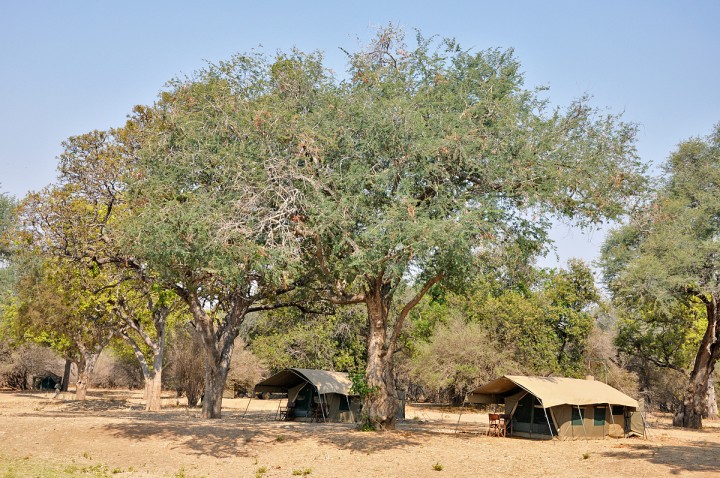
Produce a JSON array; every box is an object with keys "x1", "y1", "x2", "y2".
[
  {"x1": 277, "y1": 400, "x2": 295, "y2": 421},
  {"x1": 488, "y1": 413, "x2": 503, "y2": 437}
]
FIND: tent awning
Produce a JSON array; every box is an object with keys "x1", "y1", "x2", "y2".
[
  {"x1": 468, "y1": 375, "x2": 638, "y2": 409},
  {"x1": 254, "y1": 368, "x2": 357, "y2": 396}
]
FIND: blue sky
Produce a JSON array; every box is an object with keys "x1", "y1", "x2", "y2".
[{"x1": 1, "y1": 1, "x2": 719, "y2": 269}]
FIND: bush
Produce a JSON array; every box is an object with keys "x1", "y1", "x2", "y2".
[
  {"x1": 90, "y1": 351, "x2": 144, "y2": 389},
  {"x1": 409, "y1": 318, "x2": 519, "y2": 404},
  {"x1": 0, "y1": 342, "x2": 64, "y2": 390},
  {"x1": 165, "y1": 326, "x2": 205, "y2": 407},
  {"x1": 227, "y1": 341, "x2": 266, "y2": 396}
]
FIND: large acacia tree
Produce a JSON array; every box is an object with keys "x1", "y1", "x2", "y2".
[
  {"x1": 279, "y1": 29, "x2": 645, "y2": 429},
  {"x1": 601, "y1": 124, "x2": 720, "y2": 428}
]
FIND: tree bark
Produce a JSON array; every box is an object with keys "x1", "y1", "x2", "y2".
[
  {"x1": 180, "y1": 289, "x2": 248, "y2": 419},
  {"x1": 705, "y1": 374, "x2": 719, "y2": 420},
  {"x1": 360, "y1": 273, "x2": 444, "y2": 430},
  {"x1": 363, "y1": 283, "x2": 397, "y2": 430},
  {"x1": 61, "y1": 359, "x2": 72, "y2": 392},
  {"x1": 145, "y1": 369, "x2": 163, "y2": 412},
  {"x1": 75, "y1": 351, "x2": 100, "y2": 401},
  {"x1": 673, "y1": 297, "x2": 720, "y2": 428},
  {"x1": 201, "y1": 354, "x2": 233, "y2": 418},
  {"x1": 117, "y1": 302, "x2": 168, "y2": 412}
]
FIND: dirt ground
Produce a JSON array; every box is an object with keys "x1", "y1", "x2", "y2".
[{"x1": 0, "y1": 390, "x2": 719, "y2": 477}]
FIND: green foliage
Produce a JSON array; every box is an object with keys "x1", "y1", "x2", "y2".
[
  {"x1": 249, "y1": 307, "x2": 366, "y2": 373},
  {"x1": 10, "y1": 256, "x2": 116, "y2": 362},
  {"x1": 614, "y1": 299, "x2": 706, "y2": 371},
  {"x1": 0, "y1": 194, "x2": 17, "y2": 318},
  {"x1": 600, "y1": 124, "x2": 720, "y2": 422},
  {"x1": 349, "y1": 371, "x2": 379, "y2": 400},
  {"x1": 409, "y1": 260, "x2": 599, "y2": 383},
  {"x1": 602, "y1": 124, "x2": 720, "y2": 307},
  {"x1": 0, "y1": 193, "x2": 15, "y2": 264},
  {"x1": 294, "y1": 27, "x2": 643, "y2": 306}
]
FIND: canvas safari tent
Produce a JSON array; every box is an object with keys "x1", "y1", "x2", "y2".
[
  {"x1": 254, "y1": 368, "x2": 361, "y2": 423},
  {"x1": 468, "y1": 375, "x2": 645, "y2": 440}
]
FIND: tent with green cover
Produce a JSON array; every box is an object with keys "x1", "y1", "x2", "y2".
[
  {"x1": 468, "y1": 375, "x2": 645, "y2": 440},
  {"x1": 254, "y1": 368, "x2": 361, "y2": 423}
]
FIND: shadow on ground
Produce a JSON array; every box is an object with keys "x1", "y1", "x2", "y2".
[
  {"x1": 601, "y1": 440, "x2": 720, "y2": 475},
  {"x1": 99, "y1": 409, "x2": 446, "y2": 458}
]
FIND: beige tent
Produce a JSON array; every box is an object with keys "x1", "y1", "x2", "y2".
[
  {"x1": 468, "y1": 375, "x2": 644, "y2": 440},
  {"x1": 255, "y1": 368, "x2": 360, "y2": 423}
]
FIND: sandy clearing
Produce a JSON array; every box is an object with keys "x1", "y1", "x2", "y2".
[{"x1": 0, "y1": 390, "x2": 719, "y2": 477}]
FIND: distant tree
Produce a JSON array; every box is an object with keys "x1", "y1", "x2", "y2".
[
  {"x1": 0, "y1": 193, "x2": 17, "y2": 296},
  {"x1": 11, "y1": 257, "x2": 115, "y2": 399},
  {"x1": 601, "y1": 124, "x2": 720, "y2": 428},
  {"x1": 410, "y1": 260, "x2": 600, "y2": 382},
  {"x1": 612, "y1": 300, "x2": 718, "y2": 416}
]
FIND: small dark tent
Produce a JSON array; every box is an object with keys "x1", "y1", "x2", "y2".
[
  {"x1": 32, "y1": 372, "x2": 62, "y2": 390},
  {"x1": 468, "y1": 375, "x2": 645, "y2": 440},
  {"x1": 254, "y1": 368, "x2": 361, "y2": 423}
]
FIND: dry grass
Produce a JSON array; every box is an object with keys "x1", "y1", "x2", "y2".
[{"x1": 0, "y1": 389, "x2": 719, "y2": 477}]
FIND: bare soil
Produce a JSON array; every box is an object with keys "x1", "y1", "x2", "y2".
[{"x1": 0, "y1": 389, "x2": 719, "y2": 477}]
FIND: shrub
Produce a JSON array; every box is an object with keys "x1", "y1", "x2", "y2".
[
  {"x1": 166, "y1": 326, "x2": 205, "y2": 407},
  {"x1": 0, "y1": 342, "x2": 64, "y2": 390},
  {"x1": 409, "y1": 318, "x2": 519, "y2": 404}
]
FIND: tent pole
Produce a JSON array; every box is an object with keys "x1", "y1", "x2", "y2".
[
  {"x1": 344, "y1": 394, "x2": 352, "y2": 422},
  {"x1": 539, "y1": 398, "x2": 555, "y2": 443},
  {"x1": 242, "y1": 395, "x2": 253, "y2": 419},
  {"x1": 577, "y1": 405, "x2": 588, "y2": 442},
  {"x1": 454, "y1": 397, "x2": 467, "y2": 434},
  {"x1": 317, "y1": 388, "x2": 327, "y2": 422}
]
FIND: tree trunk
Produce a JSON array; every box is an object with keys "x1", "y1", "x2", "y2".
[
  {"x1": 75, "y1": 351, "x2": 100, "y2": 401},
  {"x1": 673, "y1": 297, "x2": 720, "y2": 428},
  {"x1": 359, "y1": 274, "x2": 443, "y2": 430},
  {"x1": 61, "y1": 359, "x2": 72, "y2": 392},
  {"x1": 362, "y1": 283, "x2": 398, "y2": 430},
  {"x1": 183, "y1": 292, "x2": 246, "y2": 419},
  {"x1": 705, "y1": 374, "x2": 719, "y2": 420},
  {"x1": 145, "y1": 369, "x2": 163, "y2": 412},
  {"x1": 201, "y1": 357, "x2": 232, "y2": 419}
]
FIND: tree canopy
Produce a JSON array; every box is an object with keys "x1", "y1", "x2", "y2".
[
  {"x1": 280, "y1": 28, "x2": 645, "y2": 428},
  {"x1": 601, "y1": 124, "x2": 720, "y2": 428}
]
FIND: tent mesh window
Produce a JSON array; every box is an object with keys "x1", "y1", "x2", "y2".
[
  {"x1": 594, "y1": 407, "x2": 606, "y2": 426},
  {"x1": 612, "y1": 406, "x2": 624, "y2": 416},
  {"x1": 571, "y1": 407, "x2": 583, "y2": 426}
]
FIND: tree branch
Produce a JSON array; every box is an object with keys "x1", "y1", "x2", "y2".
[{"x1": 390, "y1": 272, "x2": 445, "y2": 347}]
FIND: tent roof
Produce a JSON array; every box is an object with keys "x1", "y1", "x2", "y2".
[
  {"x1": 469, "y1": 375, "x2": 638, "y2": 409},
  {"x1": 254, "y1": 368, "x2": 357, "y2": 396}
]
